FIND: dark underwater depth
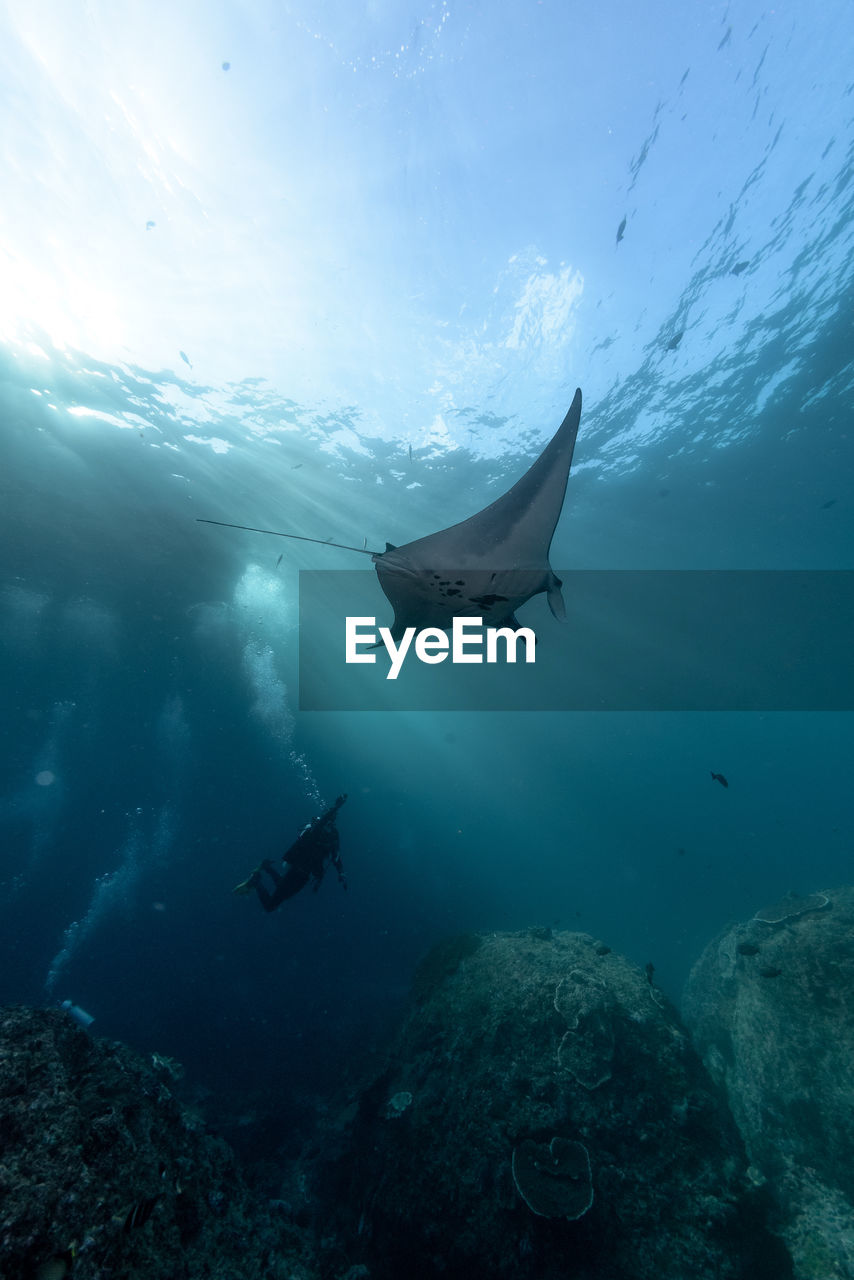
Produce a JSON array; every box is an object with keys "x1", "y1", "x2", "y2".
[{"x1": 2, "y1": 1, "x2": 854, "y2": 1276}]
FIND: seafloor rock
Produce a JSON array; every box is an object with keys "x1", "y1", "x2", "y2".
[
  {"x1": 303, "y1": 929, "x2": 787, "y2": 1280},
  {"x1": 683, "y1": 885, "x2": 854, "y2": 1280},
  {"x1": 0, "y1": 1005, "x2": 317, "y2": 1280}
]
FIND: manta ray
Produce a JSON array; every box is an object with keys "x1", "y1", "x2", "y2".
[{"x1": 198, "y1": 387, "x2": 582, "y2": 639}]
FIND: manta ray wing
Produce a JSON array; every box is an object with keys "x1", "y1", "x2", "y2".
[
  {"x1": 374, "y1": 389, "x2": 582, "y2": 639},
  {"x1": 197, "y1": 389, "x2": 583, "y2": 641}
]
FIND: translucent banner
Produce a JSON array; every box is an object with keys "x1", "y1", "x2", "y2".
[{"x1": 298, "y1": 570, "x2": 854, "y2": 712}]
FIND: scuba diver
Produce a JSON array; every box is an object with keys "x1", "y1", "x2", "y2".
[{"x1": 233, "y1": 794, "x2": 348, "y2": 912}]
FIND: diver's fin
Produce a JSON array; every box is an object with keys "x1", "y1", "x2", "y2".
[{"x1": 232, "y1": 868, "x2": 261, "y2": 895}]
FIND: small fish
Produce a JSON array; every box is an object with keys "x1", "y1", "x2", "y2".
[
  {"x1": 179, "y1": 350, "x2": 192, "y2": 368},
  {"x1": 408, "y1": 444, "x2": 413, "y2": 463},
  {"x1": 821, "y1": 499, "x2": 837, "y2": 509},
  {"x1": 595, "y1": 944, "x2": 611, "y2": 956},
  {"x1": 291, "y1": 462, "x2": 303, "y2": 470},
  {"x1": 758, "y1": 965, "x2": 782, "y2": 979},
  {"x1": 616, "y1": 216, "x2": 626, "y2": 245},
  {"x1": 710, "y1": 771, "x2": 728, "y2": 788},
  {"x1": 275, "y1": 554, "x2": 283, "y2": 568},
  {"x1": 665, "y1": 330, "x2": 684, "y2": 351},
  {"x1": 362, "y1": 537, "x2": 367, "y2": 549},
  {"x1": 644, "y1": 961, "x2": 655, "y2": 985},
  {"x1": 736, "y1": 942, "x2": 759, "y2": 956},
  {"x1": 123, "y1": 1194, "x2": 161, "y2": 1233},
  {"x1": 676, "y1": 846, "x2": 687, "y2": 856}
]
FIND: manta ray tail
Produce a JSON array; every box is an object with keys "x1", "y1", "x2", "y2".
[{"x1": 196, "y1": 518, "x2": 380, "y2": 557}]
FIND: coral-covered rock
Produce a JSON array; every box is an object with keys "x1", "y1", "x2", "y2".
[
  {"x1": 306, "y1": 930, "x2": 786, "y2": 1280},
  {"x1": 511, "y1": 1137, "x2": 592, "y2": 1220},
  {"x1": 0, "y1": 1006, "x2": 316, "y2": 1280},
  {"x1": 683, "y1": 885, "x2": 854, "y2": 1279}
]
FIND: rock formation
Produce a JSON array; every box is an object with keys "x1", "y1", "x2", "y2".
[
  {"x1": 684, "y1": 885, "x2": 854, "y2": 1280},
  {"x1": 305, "y1": 929, "x2": 785, "y2": 1279},
  {"x1": 0, "y1": 1006, "x2": 316, "y2": 1280}
]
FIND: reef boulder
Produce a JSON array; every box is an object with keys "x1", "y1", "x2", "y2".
[
  {"x1": 306, "y1": 929, "x2": 786, "y2": 1279},
  {"x1": 0, "y1": 1005, "x2": 316, "y2": 1280},
  {"x1": 683, "y1": 885, "x2": 854, "y2": 1280}
]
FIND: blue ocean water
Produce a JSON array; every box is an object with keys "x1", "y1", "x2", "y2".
[{"x1": 1, "y1": 0, "x2": 853, "y2": 1115}]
